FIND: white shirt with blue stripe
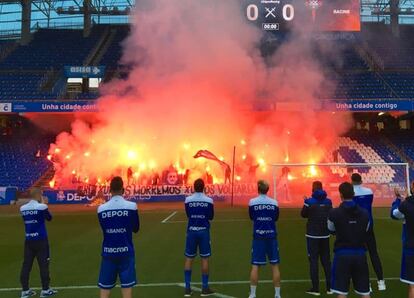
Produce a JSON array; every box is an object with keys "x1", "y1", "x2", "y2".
[{"x1": 353, "y1": 185, "x2": 374, "y2": 224}]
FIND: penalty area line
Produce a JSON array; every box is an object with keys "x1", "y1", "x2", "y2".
[
  {"x1": 161, "y1": 211, "x2": 178, "y2": 223},
  {"x1": 0, "y1": 277, "x2": 400, "y2": 292}
]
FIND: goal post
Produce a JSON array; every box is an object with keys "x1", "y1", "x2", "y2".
[{"x1": 269, "y1": 162, "x2": 411, "y2": 207}]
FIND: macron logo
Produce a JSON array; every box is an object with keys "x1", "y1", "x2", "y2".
[{"x1": 333, "y1": 9, "x2": 350, "y2": 14}]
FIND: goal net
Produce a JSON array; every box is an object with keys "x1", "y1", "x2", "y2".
[{"x1": 269, "y1": 163, "x2": 410, "y2": 208}]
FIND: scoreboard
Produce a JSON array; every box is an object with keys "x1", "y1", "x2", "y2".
[{"x1": 243, "y1": 0, "x2": 361, "y2": 32}]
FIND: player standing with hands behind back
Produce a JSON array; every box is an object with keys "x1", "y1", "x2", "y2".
[
  {"x1": 183, "y1": 178, "x2": 215, "y2": 297},
  {"x1": 248, "y1": 180, "x2": 281, "y2": 298},
  {"x1": 97, "y1": 176, "x2": 139, "y2": 298}
]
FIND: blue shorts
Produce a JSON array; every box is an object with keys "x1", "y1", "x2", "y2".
[
  {"x1": 251, "y1": 238, "x2": 280, "y2": 265},
  {"x1": 331, "y1": 252, "x2": 370, "y2": 296},
  {"x1": 185, "y1": 230, "x2": 211, "y2": 258},
  {"x1": 401, "y1": 249, "x2": 414, "y2": 285},
  {"x1": 98, "y1": 256, "x2": 137, "y2": 289}
]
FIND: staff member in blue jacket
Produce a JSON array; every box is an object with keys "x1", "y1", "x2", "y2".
[
  {"x1": 351, "y1": 173, "x2": 386, "y2": 291},
  {"x1": 301, "y1": 181, "x2": 333, "y2": 296},
  {"x1": 19, "y1": 187, "x2": 57, "y2": 298},
  {"x1": 97, "y1": 176, "x2": 139, "y2": 298},
  {"x1": 391, "y1": 185, "x2": 414, "y2": 298},
  {"x1": 183, "y1": 178, "x2": 215, "y2": 297},
  {"x1": 248, "y1": 180, "x2": 281, "y2": 298}
]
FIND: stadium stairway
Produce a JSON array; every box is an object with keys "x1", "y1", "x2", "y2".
[
  {"x1": 356, "y1": 40, "x2": 384, "y2": 71},
  {"x1": 381, "y1": 135, "x2": 414, "y2": 168},
  {"x1": 83, "y1": 26, "x2": 111, "y2": 66},
  {"x1": 383, "y1": 131, "x2": 414, "y2": 179},
  {"x1": 32, "y1": 167, "x2": 55, "y2": 189}
]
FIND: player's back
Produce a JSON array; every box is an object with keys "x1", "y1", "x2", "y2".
[
  {"x1": 329, "y1": 201, "x2": 369, "y2": 252},
  {"x1": 185, "y1": 192, "x2": 214, "y2": 232},
  {"x1": 302, "y1": 190, "x2": 332, "y2": 238},
  {"x1": 97, "y1": 195, "x2": 139, "y2": 257},
  {"x1": 249, "y1": 195, "x2": 279, "y2": 239},
  {"x1": 20, "y1": 200, "x2": 51, "y2": 240},
  {"x1": 353, "y1": 185, "x2": 373, "y2": 223}
]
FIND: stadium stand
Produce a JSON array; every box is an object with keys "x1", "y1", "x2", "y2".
[
  {"x1": 327, "y1": 133, "x2": 407, "y2": 184},
  {"x1": 0, "y1": 119, "x2": 54, "y2": 190},
  {"x1": 385, "y1": 131, "x2": 414, "y2": 164},
  {"x1": 99, "y1": 25, "x2": 129, "y2": 69},
  {"x1": 0, "y1": 73, "x2": 58, "y2": 100},
  {"x1": 381, "y1": 73, "x2": 414, "y2": 98},
  {"x1": 0, "y1": 28, "x2": 104, "y2": 69},
  {"x1": 332, "y1": 73, "x2": 394, "y2": 99}
]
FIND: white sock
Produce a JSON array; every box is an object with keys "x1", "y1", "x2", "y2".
[
  {"x1": 275, "y1": 287, "x2": 281, "y2": 297},
  {"x1": 250, "y1": 285, "x2": 257, "y2": 296}
]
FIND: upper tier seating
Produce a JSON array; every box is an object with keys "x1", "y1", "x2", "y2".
[{"x1": 0, "y1": 28, "x2": 104, "y2": 70}]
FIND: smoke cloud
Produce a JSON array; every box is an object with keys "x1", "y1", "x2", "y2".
[{"x1": 48, "y1": 0, "x2": 352, "y2": 187}]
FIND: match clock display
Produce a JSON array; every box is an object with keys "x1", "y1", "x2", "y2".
[{"x1": 243, "y1": 0, "x2": 361, "y2": 32}]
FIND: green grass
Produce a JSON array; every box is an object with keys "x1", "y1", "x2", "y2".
[{"x1": 0, "y1": 206, "x2": 408, "y2": 297}]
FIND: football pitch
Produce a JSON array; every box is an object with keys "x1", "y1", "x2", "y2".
[{"x1": 0, "y1": 206, "x2": 407, "y2": 298}]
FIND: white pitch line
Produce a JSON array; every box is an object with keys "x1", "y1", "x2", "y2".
[
  {"x1": 161, "y1": 211, "x2": 178, "y2": 223},
  {"x1": 165, "y1": 217, "x2": 395, "y2": 224},
  {"x1": 168, "y1": 219, "x2": 248, "y2": 224},
  {"x1": 0, "y1": 277, "x2": 401, "y2": 292},
  {"x1": 177, "y1": 283, "x2": 236, "y2": 298}
]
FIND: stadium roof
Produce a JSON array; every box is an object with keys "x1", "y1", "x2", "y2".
[
  {"x1": 0, "y1": 0, "x2": 413, "y2": 39},
  {"x1": 0, "y1": 0, "x2": 133, "y2": 38}
]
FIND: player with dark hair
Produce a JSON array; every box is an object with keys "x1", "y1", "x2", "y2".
[
  {"x1": 19, "y1": 187, "x2": 57, "y2": 298},
  {"x1": 301, "y1": 181, "x2": 333, "y2": 296},
  {"x1": 328, "y1": 182, "x2": 371, "y2": 298},
  {"x1": 351, "y1": 173, "x2": 386, "y2": 291},
  {"x1": 248, "y1": 180, "x2": 281, "y2": 298},
  {"x1": 97, "y1": 176, "x2": 140, "y2": 298},
  {"x1": 391, "y1": 184, "x2": 414, "y2": 298},
  {"x1": 184, "y1": 178, "x2": 215, "y2": 297}
]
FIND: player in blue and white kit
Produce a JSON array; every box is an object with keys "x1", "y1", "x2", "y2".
[
  {"x1": 97, "y1": 176, "x2": 139, "y2": 298},
  {"x1": 184, "y1": 178, "x2": 215, "y2": 297},
  {"x1": 391, "y1": 185, "x2": 414, "y2": 298},
  {"x1": 351, "y1": 173, "x2": 386, "y2": 291},
  {"x1": 19, "y1": 187, "x2": 57, "y2": 298},
  {"x1": 248, "y1": 180, "x2": 281, "y2": 298}
]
